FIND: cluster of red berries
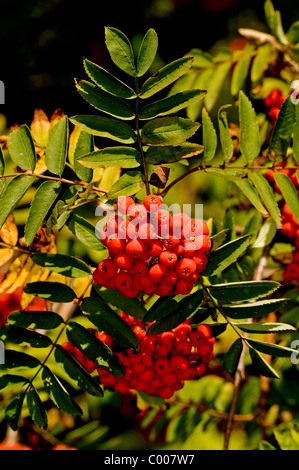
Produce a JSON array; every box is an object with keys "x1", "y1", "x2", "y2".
[
  {"x1": 267, "y1": 167, "x2": 299, "y2": 289},
  {"x1": 93, "y1": 195, "x2": 212, "y2": 299},
  {"x1": 264, "y1": 89, "x2": 286, "y2": 123},
  {"x1": 62, "y1": 314, "x2": 215, "y2": 400}
]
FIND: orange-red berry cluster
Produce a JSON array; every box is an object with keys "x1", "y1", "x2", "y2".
[
  {"x1": 264, "y1": 89, "x2": 286, "y2": 123},
  {"x1": 62, "y1": 314, "x2": 215, "y2": 400},
  {"x1": 267, "y1": 167, "x2": 299, "y2": 287},
  {"x1": 93, "y1": 195, "x2": 212, "y2": 298}
]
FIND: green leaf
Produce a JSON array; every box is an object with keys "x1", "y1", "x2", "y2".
[
  {"x1": 84, "y1": 58, "x2": 136, "y2": 99},
  {"x1": 96, "y1": 287, "x2": 147, "y2": 320},
  {"x1": 146, "y1": 142, "x2": 203, "y2": 164},
  {"x1": 205, "y1": 61, "x2": 231, "y2": 111},
  {"x1": 147, "y1": 290, "x2": 204, "y2": 334},
  {"x1": 222, "y1": 338, "x2": 243, "y2": 375},
  {"x1": 7, "y1": 125, "x2": 36, "y2": 172},
  {"x1": 293, "y1": 102, "x2": 299, "y2": 164},
  {"x1": 69, "y1": 115, "x2": 136, "y2": 144},
  {"x1": 234, "y1": 179, "x2": 268, "y2": 215},
  {"x1": 221, "y1": 298, "x2": 288, "y2": 319},
  {"x1": 65, "y1": 321, "x2": 122, "y2": 376},
  {"x1": 287, "y1": 21, "x2": 299, "y2": 44},
  {"x1": 23, "y1": 281, "x2": 77, "y2": 303},
  {"x1": 252, "y1": 217, "x2": 277, "y2": 248},
  {"x1": 0, "y1": 324, "x2": 52, "y2": 348},
  {"x1": 204, "y1": 235, "x2": 251, "y2": 277},
  {"x1": 67, "y1": 214, "x2": 106, "y2": 251},
  {"x1": 5, "y1": 392, "x2": 26, "y2": 430},
  {"x1": 72, "y1": 129, "x2": 93, "y2": 183},
  {"x1": 269, "y1": 96, "x2": 296, "y2": 156},
  {"x1": 0, "y1": 175, "x2": 36, "y2": 229},
  {"x1": 75, "y1": 80, "x2": 135, "y2": 121},
  {"x1": 239, "y1": 91, "x2": 261, "y2": 164},
  {"x1": 0, "y1": 350, "x2": 40, "y2": 369},
  {"x1": 209, "y1": 280, "x2": 281, "y2": 302},
  {"x1": 54, "y1": 345, "x2": 103, "y2": 396},
  {"x1": 136, "y1": 28, "x2": 158, "y2": 77},
  {"x1": 81, "y1": 296, "x2": 139, "y2": 350},
  {"x1": 0, "y1": 143, "x2": 5, "y2": 175},
  {"x1": 249, "y1": 348, "x2": 280, "y2": 379},
  {"x1": 7, "y1": 310, "x2": 64, "y2": 330},
  {"x1": 250, "y1": 44, "x2": 271, "y2": 86},
  {"x1": 107, "y1": 170, "x2": 144, "y2": 198},
  {"x1": 42, "y1": 366, "x2": 83, "y2": 416},
  {"x1": 139, "y1": 89, "x2": 206, "y2": 120},
  {"x1": 24, "y1": 180, "x2": 61, "y2": 245},
  {"x1": 234, "y1": 322, "x2": 296, "y2": 334},
  {"x1": 218, "y1": 106, "x2": 234, "y2": 162},
  {"x1": 185, "y1": 48, "x2": 213, "y2": 68},
  {"x1": 45, "y1": 116, "x2": 68, "y2": 177},
  {"x1": 248, "y1": 171, "x2": 281, "y2": 225},
  {"x1": 0, "y1": 374, "x2": 29, "y2": 391},
  {"x1": 205, "y1": 167, "x2": 247, "y2": 181},
  {"x1": 202, "y1": 108, "x2": 217, "y2": 164},
  {"x1": 139, "y1": 57, "x2": 194, "y2": 99},
  {"x1": 27, "y1": 387, "x2": 48, "y2": 428},
  {"x1": 141, "y1": 116, "x2": 199, "y2": 146},
  {"x1": 78, "y1": 147, "x2": 141, "y2": 169},
  {"x1": 105, "y1": 26, "x2": 136, "y2": 77},
  {"x1": 231, "y1": 54, "x2": 252, "y2": 96},
  {"x1": 274, "y1": 171, "x2": 299, "y2": 224},
  {"x1": 247, "y1": 338, "x2": 296, "y2": 358},
  {"x1": 32, "y1": 252, "x2": 91, "y2": 278}
]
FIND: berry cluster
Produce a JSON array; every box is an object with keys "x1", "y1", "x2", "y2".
[
  {"x1": 264, "y1": 89, "x2": 286, "y2": 123},
  {"x1": 93, "y1": 195, "x2": 212, "y2": 298},
  {"x1": 62, "y1": 314, "x2": 215, "y2": 400},
  {"x1": 267, "y1": 167, "x2": 299, "y2": 289}
]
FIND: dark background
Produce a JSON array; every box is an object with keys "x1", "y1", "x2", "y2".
[{"x1": 0, "y1": 0, "x2": 298, "y2": 126}]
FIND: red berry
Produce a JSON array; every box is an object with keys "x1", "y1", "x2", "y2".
[
  {"x1": 159, "y1": 250, "x2": 178, "y2": 268},
  {"x1": 159, "y1": 387, "x2": 174, "y2": 399},
  {"x1": 195, "y1": 235, "x2": 212, "y2": 253},
  {"x1": 170, "y1": 355, "x2": 189, "y2": 374},
  {"x1": 197, "y1": 324, "x2": 212, "y2": 339},
  {"x1": 125, "y1": 239, "x2": 145, "y2": 259},
  {"x1": 174, "y1": 323, "x2": 192, "y2": 340},
  {"x1": 143, "y1": 194, "x2": 163, "y2": 213},
  {"x1": 114, "y1": 271, "x2": 133, "y2": 291},
  {"x1": 97, "y1": 259, "x2": 117, "y2": 279},
  {"x1": 106, "y1": 234, "x2": 126, "y2": 254},
  {"x1": 113, "y1": 252, "x2": 134, "y2": 270},
  {"x1": 176, "y1": 258, "x2": 197, "y2": 279},
  {"x1": 149, "y1": 263, "x2": 169, "y2": 284},
  {"x1": 190, "y1": 330, "x2": 205, "y2": 348},
  {"x1": 176, "y1": 279, "x2": 193, "y2": 295}
]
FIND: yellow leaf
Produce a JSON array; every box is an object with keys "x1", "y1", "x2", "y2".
[
  {"x1": 30, "y1": 108, "x2": 50, "y2": 148},
  {"x1": 99, "y1": 167, "x2": 121, "y2": 191},
  {"x1": 0, "y1": 248, "x2": 14, "y2": 268},
  {"x1": 0, "y1": 254, "x2": 33, "y2": 295},
  {"x1": 68, "y1": 126, "x2": 81, "y2": 166},
  {"x1": 0, "y1": 213, "x2": 18, "y2": 246},
  {"x1": 72, "y1": 275, "x2": 92, "y2": 299}
]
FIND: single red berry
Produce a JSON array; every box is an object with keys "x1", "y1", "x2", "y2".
[
  {"x1": 162, "y1": 372, "x2": 178, "y2": 387},
  {"x1": 138, "y1": 368, "x2": 155, "y2": 383},
  {"x1": 176, "y1": 258, "x2": 197, "y2": 279},
  {"x1": 159, "y1": 250, "x2": 178, "y2": 268},
  {"x1": 160, "y1": 331, "x2": 175, "y2": 346},
  {"x1": 192, "y1": 252, "x2": 208, "y2": 273},
  {"x1": 143, "y1": 194, "x2": 163, "y2": 213},
  {"x1": 170, "y1": 355, "x2": 189, "y2": 374},
  {"x1": 113, "y1": 252, "x2": 134, "y2": 270},
  {"x1": 125, "y1": 239, "x2": 145, "y2": 259},
  {"x1": 156, "y1": 344, "x2": 171, "y2": 357},
  {"x1": 106, "y1": 234, "x2": 126, "y2": 254},
  {"x1": 174, "y1": 323, "x2": 192, "y2": 340},
  {"x1": 130, "y1": 261, "x2": 149, "y2": 278},
  {"x1": 142, "y1": 335, "x2": 161, "y2": 353},
  {"x1": 175, "y1": 340, "x2": 192, "y2": 355},
  {"x1": 163, "y1": 234, "x2": 180, "y2": 251},
  {"x1": 194, "y1": 363, "x2": 206, "y2": 376},
  {"x1": 97, "y1": 259, "x2": 117, "y2": 279},
  {"x1": 93, "y1": 269, "x2": 109, "y2": 287},
  {"x1": 198, "y1": 341, "x2": 214, "y2": 357},
  {"x1": 197, "y1": 324, "x2": 212, "y2": 339},
  {"x1": 180, "y1": 368, "x2": 195, "y2": 380},
  {"x1": 195, "y1": 235, "x2": 212, "y2": 253},
  {"x1": 145, "y1": 239, "x2": 163, "y2": 257},
  {"x1": 96, "y1": 332, "x2": 114, "y2": 348},
  {"x1": 149, "y1": 263, "x2": 170, "y2": 284},
  {"x1": 114, "y1": 271, "x2": 133, "y2": 291},
  {"x1": 190, "y1": 330, "x2": 205, "y2": 348},
  {"x1": 138, "y1": 222, "x2": 157, "y2": 241},
  {"x1": 154, "y1": 357, "x2": 171, "y2": 376}
]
